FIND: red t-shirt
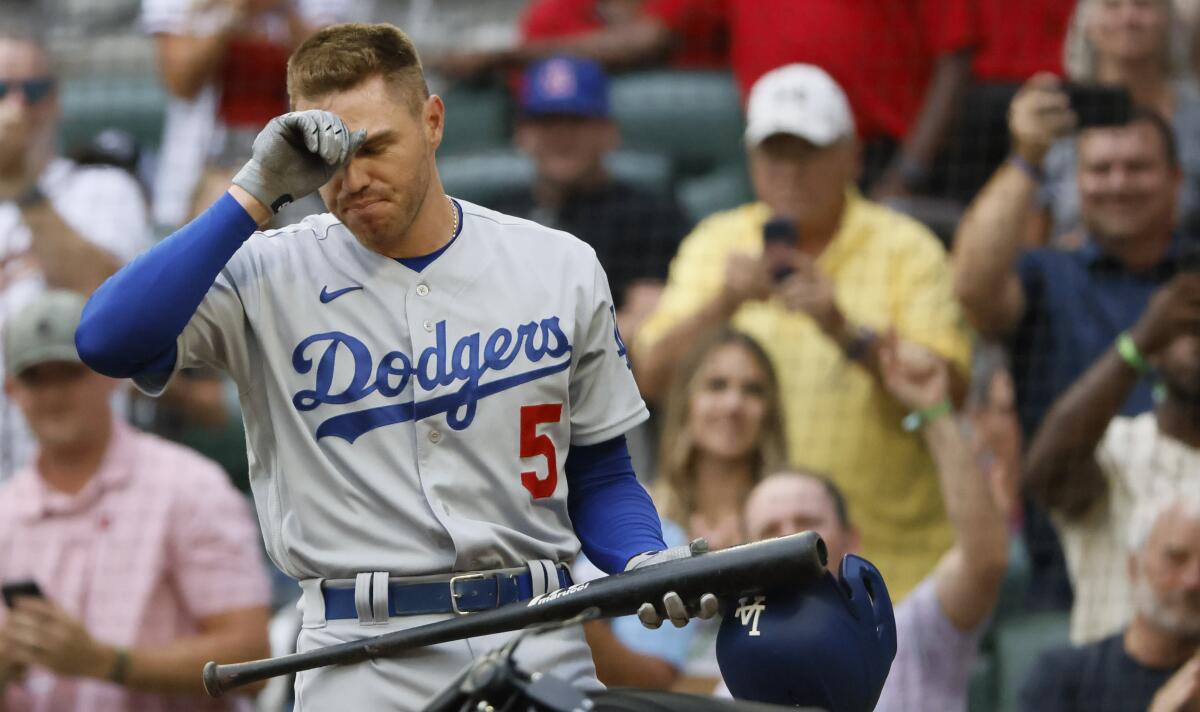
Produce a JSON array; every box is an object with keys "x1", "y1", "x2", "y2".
[
  {"x1": 217, "y1": 36, "x2": 291, "y2": 129},
  {"x1": 648, "y1": 0, "x2": 974, "y2": 141},
  {"x1": 520, "y1": 0, "x2": 727, "y2": 69},
  {"x1": 971, "y1": 0, "x2": 1074, "y2": 81}
]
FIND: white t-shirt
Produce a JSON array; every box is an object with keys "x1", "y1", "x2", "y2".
[
  {"x1": 141, "y1": 0, "x2": 363, "y2": 228},
  {"x1": 0, "y1": 158, "x2": 150, "y2": 480},
  {"x1": 1055, "y1": 412, "x2": 1200, "y2": 644}
]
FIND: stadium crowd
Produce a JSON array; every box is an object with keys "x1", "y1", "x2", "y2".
[{"x1": 1, "y1": 0, "x2": 1199, "y2": 710}]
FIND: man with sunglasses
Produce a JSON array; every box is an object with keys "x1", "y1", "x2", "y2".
[{"x1": 0, "y1": 21, "x2": 150, "y2": 482}]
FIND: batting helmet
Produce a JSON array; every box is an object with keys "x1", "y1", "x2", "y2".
[{"x1": 715, "y1": 553, "x2": 897, "y2": 712}]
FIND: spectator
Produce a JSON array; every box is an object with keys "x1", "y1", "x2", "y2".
[
  {"x1": 441, "y1": 0, "x2": 973, "y2": 195},
  {"x1": 717, "y1": 336, "x2": 1010, "y2": 710},
  {"x1": 0, "y1": 290, "x2": 271, "y2": 711},
  {"x1": 937, "y1": 0, "x2": 1076, "y2": 202},
  {"x1": 1026, "y1": 275, "x2": 1200, "y2": 644},
  {"x1": 143, "y1": 0, "x2": 359, "y2": 229},
  {"x1": 1019, "y1": 495, "x2": 1200, "y2": 712},
  {"x1": 0, "y1": 20, "x2": 150, "y2": 482},
  {"x1": 953, "y1": 102, "x2": 1183, "y2": 609},
  {"x1": 635, "y1": 64, "x2": 972, "y2": 598},
  {"x1": 1039, "y1": 0, "x2": 1200, "y2": 243},
  {"x1": 489, "y1": 55, "x2": 691, "y2": 341},
  {"x1": 651, "y1": 327, "x2": 787, "y2": 550}
]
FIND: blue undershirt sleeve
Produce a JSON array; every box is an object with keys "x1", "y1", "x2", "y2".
[
  {"x1": 75, "y1": 192, "x2": 259, "y2": 378},
  {"x1": 566, "y1": 434, "x2": 667, "y2": 575}
]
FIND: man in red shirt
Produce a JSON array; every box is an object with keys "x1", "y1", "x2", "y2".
[{"x1": 437, "y1": 0, "x2": 974, "y2": 197}]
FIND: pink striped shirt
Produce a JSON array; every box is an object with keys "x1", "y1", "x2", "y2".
[{"x1": 0, "y1": 420, "x2": 271, "y2": 711}]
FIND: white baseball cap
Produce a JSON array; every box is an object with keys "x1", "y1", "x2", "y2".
[{"x1": 744, "y1": 64, "x2": 856, "y2": 148}]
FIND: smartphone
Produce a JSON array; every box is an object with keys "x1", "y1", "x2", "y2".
[
  {"x1": 763, "y1": 218, "x2": 798, "y2": 283},
  {"x1": 1, "y1": 579, "x2": 44, "y2": 609},
  {"x1": 1063, "y1": 83, "x2": 1133, "y2": 129}
]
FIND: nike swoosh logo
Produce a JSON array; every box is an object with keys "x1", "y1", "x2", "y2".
[{"x1": 319, "y1": 285, "x2": 363, "y2": 303}]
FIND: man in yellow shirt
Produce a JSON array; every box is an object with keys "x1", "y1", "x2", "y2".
[{"x1": 634, "y1": 64, "x2": 972, "y2": 597}]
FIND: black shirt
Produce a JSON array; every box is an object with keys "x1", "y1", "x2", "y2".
[
  {"x1": 1020, "y1": 633, "x2": 1180, "y2": 712},
  {"x1": 489, "y1": 181, "x2": 691, "y2": 309}
]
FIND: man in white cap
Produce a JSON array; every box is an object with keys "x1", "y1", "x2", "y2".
[{"x1": 634, "y1": 64, "x2": 972, "y2": 598}]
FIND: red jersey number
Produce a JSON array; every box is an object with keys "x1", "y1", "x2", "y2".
[{"x1": 520, "y1": 403, "x2": 563, "y2": 499}]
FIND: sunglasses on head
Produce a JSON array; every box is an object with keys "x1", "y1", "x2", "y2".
[{"x1": 0, "y1": 78, "x2": 55, "y2": 105}]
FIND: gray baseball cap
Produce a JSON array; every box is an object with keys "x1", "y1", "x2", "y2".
[{"x1": 3, "y1": 290, "x2": 87, "y2": 378}]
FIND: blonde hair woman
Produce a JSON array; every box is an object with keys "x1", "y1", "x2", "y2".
[{"x1": 653, "y1": 328, "x2": 788, "y2": 550}]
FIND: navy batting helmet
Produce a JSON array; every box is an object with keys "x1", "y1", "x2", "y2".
[{"x1": 716, "y1": 553, "x2": 897, "y2": 712}]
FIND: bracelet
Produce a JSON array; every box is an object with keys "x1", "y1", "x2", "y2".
[
  {"x1": 901, "y1": 400, "x2": 952, "y2": 433},
  {"x1": 108, "y1": 647, "x2": 129, "y2": 685},
  {"x1": 1008, "y1": 154, "x2": 1045, "y2": 184},
  {"x1": 1116, "y1": 331, "x2": 1152, "y2": 376}
]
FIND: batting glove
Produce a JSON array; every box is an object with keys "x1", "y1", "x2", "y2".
[
  {"x1": 625, "y1": 538, "x2": 721, "y2": 629},
  {"x1": 232, "y1": 110, "x2": 367, "y2": 213}
]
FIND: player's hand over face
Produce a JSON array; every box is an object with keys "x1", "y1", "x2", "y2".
[
  {"x1": 625, "y1": 539, "x2": 721, "y2": 629},
  {"x1": 1131, "y1": 273, "x2": 1200, "y2": 356},
  {"x1": 879, "y1": 331, "x2": 951, "y2": 411},
  {"x1": 232, "y1": 110, "x2": 367, "y2": 214},
  {"x1": 1008, "y1": 73, "x2": 1076, "y2": 167},
  {"x1": 1, "y1": 597, "x2": 114, "y2": 680}
]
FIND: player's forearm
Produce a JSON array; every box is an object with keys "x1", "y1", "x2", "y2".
[
  {"x1": 566, "y1": 436, "x2": 667, "y2": 574},
  {"x1": 76, "y1": 192, "x2": 258, "y2": 377},
  {"x1": 1024, "y1": 347, "x2": 1135, "y2": 515},
  {"x1": 951, "y1": 162, "x2": 1037, "y2": 335},
  {"x1": 20, "y1": 202, "x2": 121, "y2": 294}
]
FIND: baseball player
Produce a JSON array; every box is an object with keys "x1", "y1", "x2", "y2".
[{"x1": 75, "y1": 22, "x2": 715, "y2": 710}]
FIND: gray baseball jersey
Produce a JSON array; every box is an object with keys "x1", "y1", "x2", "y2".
[{"x1": 137, "y1": 198, "x2": 648, "y2": 580}]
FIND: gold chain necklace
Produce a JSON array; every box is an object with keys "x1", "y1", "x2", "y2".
[{"x1": 448, "y1": 195, "x2": 458, "y2": 237}]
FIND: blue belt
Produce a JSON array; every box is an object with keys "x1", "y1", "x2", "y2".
[{"x1": 322, "y1": 567, "x2": 573, "y2": 619}]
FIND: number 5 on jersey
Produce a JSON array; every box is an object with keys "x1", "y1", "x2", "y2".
[{"x1": 520, "y1": 403, "x2": 563, "y2": 499}]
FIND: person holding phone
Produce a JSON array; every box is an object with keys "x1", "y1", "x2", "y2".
[
  {"x1": 634, "y1": 64, "x2": 972, "y2": 599},
  {"x1": 0, "y1": 290, "x2": 271, "y2": 711},
  {"x1": 1040, "y1": 0, "x2": 1200, "y2": 243},
  {"x1": 953, "y1": 83, "x2": 1187, "y2": 612}
]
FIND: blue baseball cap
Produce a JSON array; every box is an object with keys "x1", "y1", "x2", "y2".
[{"x1": 520, "y1": 56, "x2": 610, "y2": 118}]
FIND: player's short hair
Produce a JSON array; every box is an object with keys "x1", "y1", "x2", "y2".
[{"x1": 287, "y1": 22, "x2": 429, "y2": 114}]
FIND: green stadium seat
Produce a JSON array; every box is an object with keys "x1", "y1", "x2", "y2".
[
  {"x1": 992, "y1": 611, "x2": 1071, "y2": 712},
  {"x1": 439, "y1": 150, "x2": 533, "y2": 205},
  {"x1": 438, "y1": 83, "x2": 512, "y2": 156},
  {"x1": 57, "y1": 76, "x2": 167, "y2": 152},
  {"x1": 969, "y1": 653, "x2": 998, "y2": 712},
  {"x1": 610, "y1": 70, "x2": 744, "y2": 175},
  {"x1": 439, "y1": 149, "x2": 675, "y2": 206},
  {"x1": 677, "y1": 161, "x2": 753, "y2": 223}
]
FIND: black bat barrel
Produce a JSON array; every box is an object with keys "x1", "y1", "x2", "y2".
[{"x1": 203, "y1": 532, "x2": 826, "y2": 697}]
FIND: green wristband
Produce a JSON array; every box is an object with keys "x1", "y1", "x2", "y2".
[
  {"x1": 1116, "y1": 331, "x2": 1152, "y2": 376},
  {"x1": 901, "y1": 400, "x2": 952, "y2": 433}
]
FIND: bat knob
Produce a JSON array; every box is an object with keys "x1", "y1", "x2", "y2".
[{"x1": 202, "y1": 661, "x2": 223, "y2": 698}]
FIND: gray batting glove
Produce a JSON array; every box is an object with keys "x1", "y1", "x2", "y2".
[
  {"x1": 625, "y1": 538, "x2": 720, "y2": 629},
  {"x1": 231, "y1": 110, "x2": 367, "y2": 213}
]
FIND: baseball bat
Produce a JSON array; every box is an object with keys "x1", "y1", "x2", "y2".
[{"x1": 203, "y1": 531, "x2": 826, "y2": 697}]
